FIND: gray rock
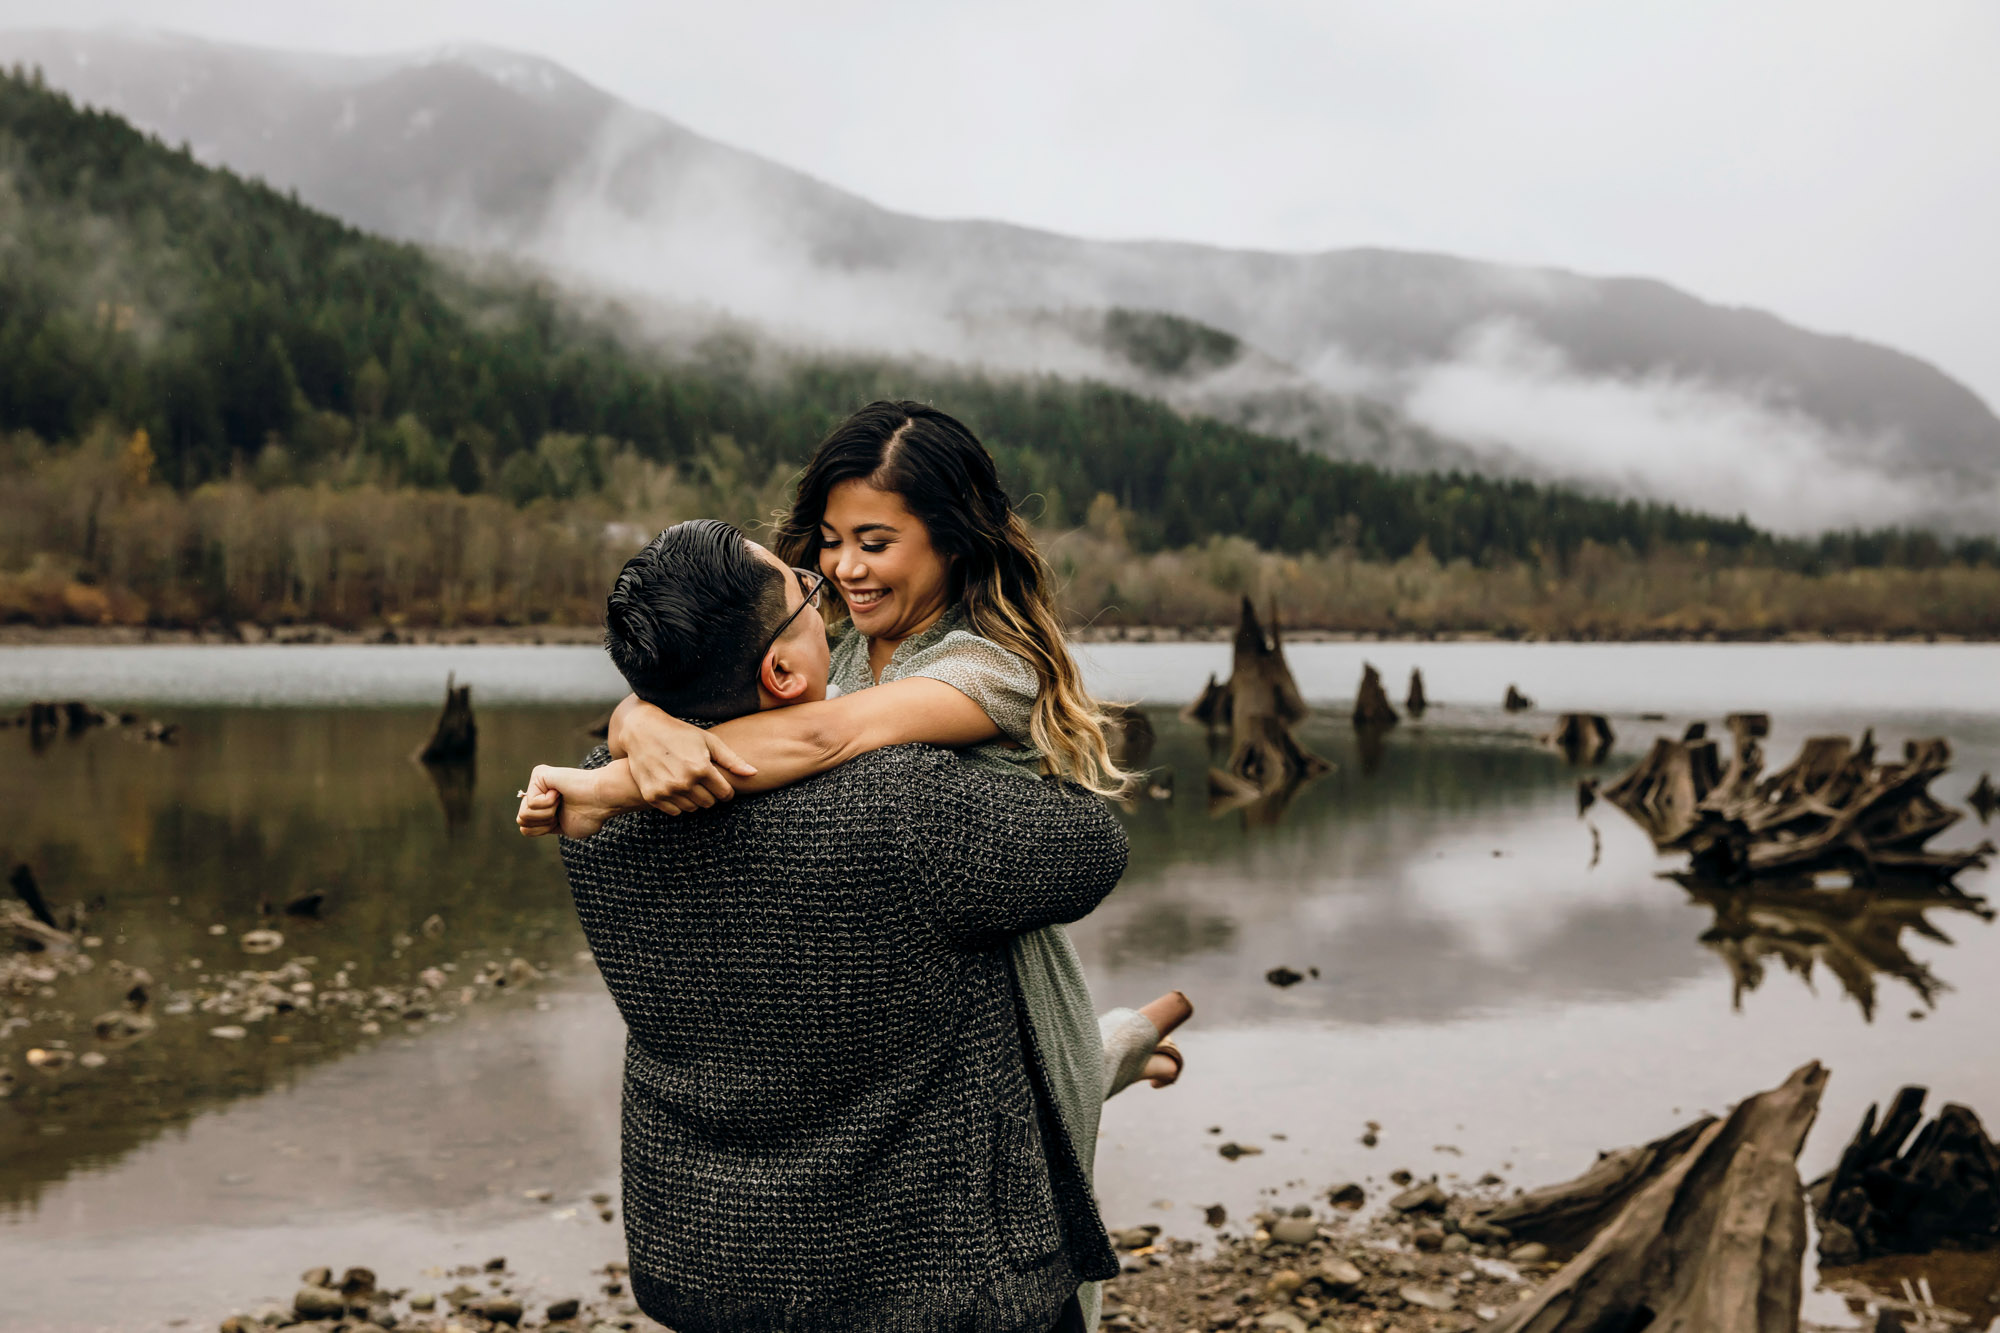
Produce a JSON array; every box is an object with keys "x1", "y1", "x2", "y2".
[
  {"x1": 1269, "y1": 1216, "x2": 1318, "y2": 1246},
  {"x1": 1508, "y1": 1241, "x2": 1551, "y2": 1264},
  {"x1": 1315, "y1": 1259, "x2": 1364, "y2": 1294},
  {"x1": 293, "y1": 1286, "x2": 344, "y2": 1320},
  {"x1": 474, "y1": 1296, "x2": 525, "y2": 1326},
  {"x1": 1389, "y1": 1181, "x2": 1448, "y2": 1213},
  {"x1": 1399, "y1": 1284, "x2": 1457, "y2": 1312},
  {"x1": 1256, "y1": 1312, "x2": 1308, "y2": 1333},
  {"x1": 338, "y1": 1267, "x2": 377, "y2": 1297},
  {"x1": 545, "y1": 1298, "x2": 582, "y2": 1321},
  {"x1": 1441, "y1": 1232, "x2": 1473, "y2": 1254}
]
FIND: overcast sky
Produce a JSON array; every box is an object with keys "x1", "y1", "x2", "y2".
[{"x1": 7, "y1": 0, "x2": 1998, "y2": 405}]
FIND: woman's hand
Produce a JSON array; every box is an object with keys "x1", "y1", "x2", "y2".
[
  {"x1": 515, "y1": 765, "x2": 626, "y2": 840},
  {"x1": 621, "y1": 701, "x2": 758, "y2": 814}
]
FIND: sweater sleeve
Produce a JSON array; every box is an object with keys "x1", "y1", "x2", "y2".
[{"x1": 891, "y1": 746, "x2": 1128, "y2": 950}]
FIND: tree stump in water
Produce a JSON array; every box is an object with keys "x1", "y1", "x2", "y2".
[
  {"x1": 1181, "y1": 674, "x2": 1231, "y2": 729},
  {"x1": 1602, "y1": 723, "x2": 1990, "y2": 883},
  {"x1": 1406, "y1": 668, "x2": 1428, "y2": 717},
  {"x1": 1202, "y1": 598, "x2": 1328, "y2": 806},
  {"x1": 1352, "y1": 663, "x2": 1399, "y2": 729},
  {"x1": 417, "y1": 674, "x2": 477, "y2": 764},
  {"x1": 1544, "y1": 713, "x2": 1614, "y2": 765},
  {"x1": 1102, "y1": 703, "x2": 1157, "y2": 772},
  {"x1": 1491, "y1": 1061, "x2": 1828, "y2": 1333},
  {"x1": 1504, "y1": 684, "x2": 1534, "y2": 712},
  {"x1": 1970, "y1": 772, "x2": 1999, "y2": 823},
  {"x1": 9, "y1": 864, "x2": 60, "y2": 932},
  {"x1": 1810, "y1": 1087, "x2": 2000, "y2": 1265}
]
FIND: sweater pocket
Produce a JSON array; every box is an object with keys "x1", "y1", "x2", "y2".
[{"x1": 991, "y1": 1109, "x2": 1063, "y2": 1266}]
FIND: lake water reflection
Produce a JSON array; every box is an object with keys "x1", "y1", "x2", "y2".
[{"x1": 4, "y1": 642, "x2": 1999, "y2": 1331}]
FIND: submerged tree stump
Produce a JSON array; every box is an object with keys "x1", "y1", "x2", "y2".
[
  {"x1": 1505, "y1": 685, "x2": 1534, "y2": 712},
  {"x1": 417, "y1": 674, "x2": 477, "y2": 765},
  {"x1": 1970, "y1": 772, "x2": 1998, "y2": 823},
  {"x1": 1491, "y1": 1061, "x2": 1828, "y2": 1333},
  {"x1": 1352, "y1": 663, "x2": 1399, "y2": 729},
  {"x1": 1602, "y1": 722, "x2": 1991, "y2": 884},
  {"x1": 1811, "y1": 1086, "x2": 2000, "y2": 1266},
  {"x1": 1406, "y1": 668, "x2": 1429, "y2": 717},
  {"x1": 1545, "y1": 714, "x2": 1614, "y2": 765},
  {"x1": 1191, "y1": 598, "x2": 1329, "y2": 809},
  {"x1": 1103, "y1": 703, "x2": 1157, "y2": 772},
  {"x1": 1181, "y1": 674, "x2": 1232, "y2": 729}
]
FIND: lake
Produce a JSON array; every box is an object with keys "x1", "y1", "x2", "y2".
[{"x1": 4, "y1": 641, "x2": 1999, "y2": 1331}]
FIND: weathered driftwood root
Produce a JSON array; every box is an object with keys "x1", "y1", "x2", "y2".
[
  {"x1": 416, "y1": 673, "x2": 477, "y2": 764},
  {"x1": 1544, "y1": 713, "x2": 1614, "y2": 765},
  {"x1": 1478, "y1": 1114, "x2": 1717, "y2": 1254},
  {"x1": 1678, "y1": 872, "x2": 1991, "y2": 1020},
  {"x1": 1810, "y1": 1086, "x2": 2000, "y2": 1265},
  {"x1": 1406, "y1": 668, "x2": 1428, "y2": 717},
  {"x1": 9, "y1": 863, "x2": 60, "y2": 932},
  {"x1": 1352, "y1": 663, "x2": 1399, "y2": 729},
  {"x1": 1603, "y1": 722, "x2": 1993, "y2": 883},
  {"x1": 1491, "y1": 1061, "x2": 1828, "y2": 1333},
  {"x1": 1504, "y1": 685, "x2": 1534, "y2": 712},
  {"x1": 3, "y1": 902, "x2": 76, "y2": 954}
]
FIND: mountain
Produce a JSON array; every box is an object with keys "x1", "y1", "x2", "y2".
[
  {"x1": 7, "y1": 28, "x2": 1999, "y2": 533},
  {"x1": 3, "y1": 62, "x2": 1794, "y2": 575}
]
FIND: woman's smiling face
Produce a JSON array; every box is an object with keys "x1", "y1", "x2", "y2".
[{"x1": 819, "y1": 479, "x2": 954, "y2": 644}]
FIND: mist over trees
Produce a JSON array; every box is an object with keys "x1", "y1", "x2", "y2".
[{"x1": 2, "y1": 65, "x2": 1996, "y2": 635}]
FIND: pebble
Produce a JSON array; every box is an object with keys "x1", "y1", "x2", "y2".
[
  {"x1": 1390, "y1": 1168, "x2": 1414, "y2": 1185},
  {"x1": 1256, "y1": 1311, "x2": 1308, "y2": 1333},
  {"x1": 1442, "y1": 1232, "x2": 1473, "y2": 1254},
  {"x1": 1316, "y1": 1259, "x2": 1364, "y2": 1293},
  {"x1": 408, "y1": 1294, "x2": 437, "y2": 1312},
  {"x1": 240, "y1": 930, "x2": 285, "y2": 955},
  {"x1": 1412, "y1": 1227, "x2": 1445, "y2": 1252},
  {"x1": 293, "y1": 1285, "x2": 344, "y2": 1319},
  {"x1": 1400, "y1": 1283, "x2": 1458, "y2": 1311},
  {"x1": 25, "y1": 1047, "x2": 74, "y2": 1070},
  {"x1": 1203, "y1": 1204, "x2": 1227, "y2": 1227},
  {"x1": 1509, "y1": 1241, "x2": 1551, "y2": 1264},
  {"x1": 1389, "y1": 1181, "x2": 1448, "y2": 1213},
  {"x1": 1111, "y1": 1225, "x2": 1162, "y2": 1250},
  {"x1": 1218, "y1": 1141, "x2": 1264, "y2": 1159},
  {"x1": 545, "y1": 1298, "x2": 581, "y2": 1321},
  {"x1": 1264, "y1": 1267, "x2": 1304, "y2": 1299},
  {"x1": 78, "y1": 1051, "x2": 108, "y2": 1068},
  {"x1": 1264, "y1": 966, "x2": 1305, "y2": 987},
  {"x1": 474, "y1": 1296, "x2": 524, "y2": 1325},
  {"x1": 1268, "y1": 1216, "x2": 1318, "y2": 1246},
  {"x1": 1327, "y1": 1182, "x2": 1365, "y2": 1209},
  {"x1": 209, "y1": 1026, "x2": 248, "y2": 1040}
]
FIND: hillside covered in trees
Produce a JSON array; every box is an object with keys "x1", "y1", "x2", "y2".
[{"x1": 3, "y1": 65, "x2": 1997, "y2": 636}]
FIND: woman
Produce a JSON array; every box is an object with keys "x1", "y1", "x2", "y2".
[{"x1": 522, "y1": 401, "x2": 1188, "y2": 1324}]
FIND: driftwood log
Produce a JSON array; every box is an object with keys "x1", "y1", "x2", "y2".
[
  {"x1": 1478, "y1": 1114, "x2": 1717, "y2": 1255},
  {"x1": 1678, "y1": 872, "x2": 1991, "y2": 1021},
  {"x1": 1603, "y1": 722, "x2": 1993, "y2": 884},
  {"x1": 1544, "y1": 713, "x2": 1614, "y2": 765},
  {"x1": 1406, "y1": 668, "x2": 1428, "y2": 717},
  {"x1": 1811, "y1": 1087, "x2": 2000, "y2": 1266},
  {"x1": 1491, "y1": 1061, "x2": 1828, "y2": 1333},
  {"x1": 1352, "y1": 663, "x2": 1398, "y2": 729},
  {"x1": 417, "y1": 674, "x2": 477, "y2": 764}
]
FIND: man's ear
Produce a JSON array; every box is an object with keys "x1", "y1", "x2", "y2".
[{"x1": 759, "y1": 642, "x2": 811, "y2": 704}]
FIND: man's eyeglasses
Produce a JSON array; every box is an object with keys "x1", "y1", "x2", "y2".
[{"x1": 760, "y1": 566, "x2": 827, "y2": 657}]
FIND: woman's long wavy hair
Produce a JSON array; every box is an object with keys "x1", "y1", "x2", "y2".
[{"x1": 774, "y1": 400, "x2": 1130, "y2": 797}]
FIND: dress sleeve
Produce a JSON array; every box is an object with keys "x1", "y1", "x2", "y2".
[{"x1": 895, "y1": 630, "x2": 1039, "y2": 746}]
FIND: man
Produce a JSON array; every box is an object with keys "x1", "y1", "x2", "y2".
[{"x1": 520, "y1": 519, "x2": 1123, "y2": 1333}]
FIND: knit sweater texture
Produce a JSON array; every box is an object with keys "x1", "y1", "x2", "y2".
[{"x1": 559, "y1": 742, "x2": 1127, "y2": 1333}]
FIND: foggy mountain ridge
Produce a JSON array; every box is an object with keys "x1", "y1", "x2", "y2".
[{"x1": 7, "y1": 27, "x2": 1999, "y2": 534}]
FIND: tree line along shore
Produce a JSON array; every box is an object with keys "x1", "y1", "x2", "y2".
[{"x1": 6, "y1": 65, "x2": 2000, "y2": 641}]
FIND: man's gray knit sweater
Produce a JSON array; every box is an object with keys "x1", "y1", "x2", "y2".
[{"x1": 558, "y1": 742, "x2": 1127, "y2": 1333}]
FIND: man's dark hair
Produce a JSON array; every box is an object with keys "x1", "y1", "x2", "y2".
[{"x1": 603, "y1": 519, "x2": 788, "y2": 722}]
